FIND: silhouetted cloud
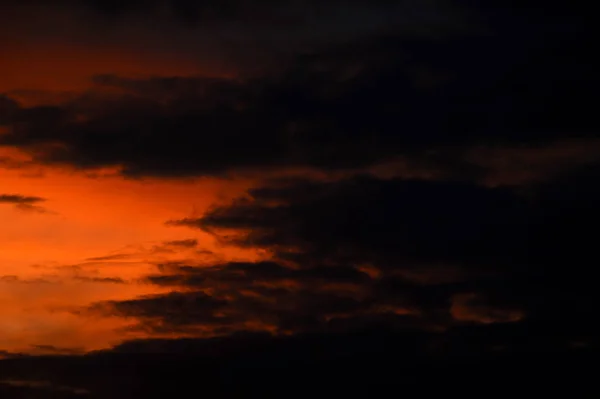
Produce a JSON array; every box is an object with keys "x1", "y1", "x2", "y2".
[
  {"x1": 1, "y1": 0, "x2": 595, "y2": 178},
  {"x1": 29, "y1": 345, "x2": 84, "y2": 355},
  {"x1": 0, "y1": 194, "x2": 49, "y2": 213},
  {"x1": 172, "y1": 177, "x2": 530, "y2": 269},
  {"x1": 161, "y1": 165, "x2": 600, "y2": 341},
  {"x1": 162, "y1": 239, "x2": 198, "y2": 248},
  {"x1": 83, "y1": 254, "x2": 132, "y2": 262},
  {"x1": 0, "y1": 194, "x2": 45, "y2": 204},
  {"x1": 0, "y1": 330, "x2": 598, "y2": 398},
  {"x1": 73, "y1": 276, "x2": 126, "y2": 284},
  {"x1": 80, "y1": 258, "x2": 445, "y2": 336}
]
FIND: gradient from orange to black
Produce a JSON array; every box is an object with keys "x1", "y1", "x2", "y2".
[{"x1": 0, "y1": 1, "x2": 598, "y2": 397}]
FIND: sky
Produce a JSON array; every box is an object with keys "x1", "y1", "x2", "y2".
[{"x1": 0, "y1": 0, "x2": 598, "y2": 397}]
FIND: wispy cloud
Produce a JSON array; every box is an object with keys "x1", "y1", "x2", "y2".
[{"x1": 0, "y1": 193, "x2": 50, "y2": 213}]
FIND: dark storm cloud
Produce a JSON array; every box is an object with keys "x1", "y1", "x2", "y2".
[
  {"x1": 90, "y1": 291, "x2": 229, "y2": 328},
  {"x1": 150, "y1": 261, "x2": 372, "y2": 286},
  {"x1": 86, "y1": 238, "x2": 524, "y2": 336},
  {"x1": 0, "y1": 330, "x2": 597, "y2": 399},
  {"x1": 0, "y1": 1, "x2": 598, "y2": 397},
  {"x1": 164, "y1": 166, "x2": 600, "y2": 341},
  {"x1": 85, "y1": 259, "x2": 449, "y2": 335},
  {"x1": 159, "y1": 176, "x2": 529, "y2": 330},
  {"x1": 1, "y1": 0, "x2": 596, "y2": 178},
  {"x1": 173, "y1": 177, "x2": 530, "y2": 268},
  {"x1": 83, "y1": 165, "x2": 600, "y2": 338}
]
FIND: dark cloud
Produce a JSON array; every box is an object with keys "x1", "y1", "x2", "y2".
[
  {"x1": 0, "y1": 95, "x2": 19, "y2": 124},
  {"x1": 152, "y1": 261, "x2": 371, "y2": 286},
  {"x1": 73, "y1": 149, "x2": 593, "y2": 346},
  {"x1": 30, "y1": 345, "x2": 85, "y2": 355},
  {"x1": 1, "y1": 0, "x2": 596, "y2": 178},
  {"x1": 1, "y1": 0, "x2": 597, "y2": 394},
  {"x1": 83, "y1": 259, "x2": 441, "y2": 335},
  {"x1": 89, "y1": 291, "x2": 231, "y2": 331},
  {"x1": 64, "y1": 164, "x2": 599, "y2": 394},
  {"x1": 0, "y1": 330, "x2": 598, "y2": 398},
  {"x1": 84, "y1": 254, "x2": 131, "y2": 262},
  {"x1": 73, "y1": 276, "x2": 126, "y2": 284},
  {"x1": 162, "y1": 238, "x2": 198, "y2": 248},
  {"x1": 162, "y1": 166, "x2": 600, "y2": 342},
  {"x1": 0, "y1": 194, "x2": 45, "y2": 205},
  {"x1": 0, "y1": 194, "x2": 48, "y2": 212},
  {"x1": 173, "y1": 177, "x2": 530, "y2": 269}
]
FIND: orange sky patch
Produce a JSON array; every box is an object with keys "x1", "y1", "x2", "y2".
[
  {"x1": 0, "y1": 3, "x2": 235, "y2": 99},
  {"x1": 0, "y1": 4, "x2": 259, "y2": 353},
  {"x1": 0, "y1": 161, "x2": 260, "y2": 353},
  {"x1": 0, "y1": 42, "x2": 215, "y2": 96}
]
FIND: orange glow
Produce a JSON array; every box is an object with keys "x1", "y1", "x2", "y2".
[
  {"x1": 0, "y1": 4, "x2": 251, "y2": 353},
  {"x1": 0, "y1": 162, "x2": 260, "y2": 353},
  {"x1": 450, "y1": 293, "x2": 525, "y2": 324},
  {"x1": 0, "y1": 4, "x2": 235, "y2": 99}
]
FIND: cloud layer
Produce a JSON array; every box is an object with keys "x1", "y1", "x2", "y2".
[
  {"x1": 0, "y1": 193, "x2": 47, "y2": 212},
  {"x1": 1, "y1": 0, "x2": 595, "y2": 178},
  {"x1": 0, "y1": 1, "x2": 598, "y2": 397},
  {"x1": 80, "y1": 163, "x2": 598, "y2": 345}
]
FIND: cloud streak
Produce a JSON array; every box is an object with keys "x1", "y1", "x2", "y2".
[
  {"x1": 160, "y1": 167, "x2": 600, "y2": 341},
  {"x1": 0, "y1": 193, "x2": 48, "y2": 212}
]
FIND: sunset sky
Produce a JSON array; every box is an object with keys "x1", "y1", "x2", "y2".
[{"x1": 0, "y1": 1, "x2": 597, "y2": 397}]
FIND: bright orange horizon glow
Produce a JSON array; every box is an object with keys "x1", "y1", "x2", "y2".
[
  {"x1": 0, "y1": 162, "x2": 262, "y2": 353},
  {"x1": 0, "y1": 90, "x2": 266, "y2": 356},
  {"x1": 0, "y1": 5, "x2": 259, "y2": 355},
  {"x1": 0, "y1": 12, "x2": 289, "y2": 352}
]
